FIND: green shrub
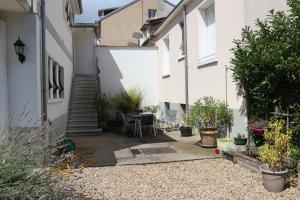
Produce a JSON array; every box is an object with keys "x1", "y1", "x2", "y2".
[
  {"x1": 0, "y1": 125, "x2": 80, "y2": 199},
  {"x1": 186, "y1": 96, "x2": 233, "y2": 133},
  {"x1": 98, "y1": 93, "x2": 112, "y2": 121},
  {"x1": 231, "y1": 0, "x2": 300, "y2": 120},
  {"x1": 112, "y1": 88, "x2": 143, "y2": 113},
  {"x1": 259, "y1": 120, "x2": 292, "y2": 169}
]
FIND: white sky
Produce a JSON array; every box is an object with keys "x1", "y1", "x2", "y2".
[{"x1": 75, "y1": 0, "x2": 181, "y2": 23}]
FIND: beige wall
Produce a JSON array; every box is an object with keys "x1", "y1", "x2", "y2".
[
  {"x1": 156, "y1": 0, "x2": 288, "y2": 135},
  {"x1": 100, "y1": 0, "x2": 173, "y2": 46}
]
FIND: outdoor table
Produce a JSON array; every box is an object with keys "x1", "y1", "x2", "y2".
[{"x1": 127, "y1": 112, "x2": 152, "y2": 139}]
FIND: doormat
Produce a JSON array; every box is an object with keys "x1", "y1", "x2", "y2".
[{"x1": 140, "y1": 147, "x2": 177, "y2": 155}]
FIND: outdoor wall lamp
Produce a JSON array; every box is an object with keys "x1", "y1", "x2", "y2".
[{"x1": 13, "y1": 37, "x2": 26, "y2": 63}]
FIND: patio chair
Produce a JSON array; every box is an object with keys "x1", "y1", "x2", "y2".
[
  {"x1": 120, "y1": 112, "x2": 136, "y2": 136},
  {"x1": 137, "y1": 113, "x2": 157, "y2": 139},
  {"x1": 160, "y1": 109, "x2": 178, "y2": 132}
]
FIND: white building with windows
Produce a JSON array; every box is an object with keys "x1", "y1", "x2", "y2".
[
  {"x1": 154, "y1": 0, "x2": 288, "y2": 135},
  {"x1": 0, "y1": 0, "x2": 82, "y2": 141}
]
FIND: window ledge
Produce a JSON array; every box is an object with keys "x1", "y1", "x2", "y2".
[
  {"x1": 48, "y1": 99, "x2": 64, "y2": 104},
  {"x1": 178, "y1": 55, "x2": 185, "y2": 62},
  {"x1": 198, "y1": 54, "x2": 218, "y2": 67},
  {"x1": 162, "y1": 74, "x2": 171, "y2": 79}
]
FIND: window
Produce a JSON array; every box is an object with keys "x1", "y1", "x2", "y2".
[
  {"x1": 198, "y1": 1, "x2": 217, "y2": 64},
  {"x1": 179, "y1": 21, "x2": 185, "y2": 58},
  {"x1": 148, "y1": 9, "x2": 157, "y2": 19},
  {"x1": 48, "y1": 57, "x2": 64, "y2": 101},
  {"x1": 162, "y1": 36, "x2": 170, "y2": 76}
]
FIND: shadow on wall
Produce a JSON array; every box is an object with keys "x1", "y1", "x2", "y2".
[{"x1": 98, "y1": 48, "x2": 126, "y2": 98}]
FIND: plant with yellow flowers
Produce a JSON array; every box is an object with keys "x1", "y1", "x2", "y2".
[{"x1": 259, "y1": 120, "x2": 292, "y2": 170}]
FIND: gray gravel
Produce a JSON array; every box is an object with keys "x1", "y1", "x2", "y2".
[{"x1": 67, "y1": 159, "x2": 300, "y2": 200}]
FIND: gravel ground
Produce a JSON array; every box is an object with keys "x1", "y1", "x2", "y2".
[{"x1": 67, "y1": 159, "x2": 300, "y2": 200}]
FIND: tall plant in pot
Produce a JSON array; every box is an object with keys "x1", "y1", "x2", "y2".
[
  {"x1": 186, "y1": 97, "x2": 233, "y2": 147},
  {"x1": 259, "y1": 120, "x2": 292, "y2": 193}
]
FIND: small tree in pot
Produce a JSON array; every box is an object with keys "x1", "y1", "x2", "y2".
[
  {"x1": 186, "y1": 97, "x2": 233, "y2": 147},
  {"x1": 259, "y1": 120, "x2": 292, "y2": 193}
]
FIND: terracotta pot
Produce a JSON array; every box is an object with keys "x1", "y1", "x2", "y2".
[
  {"x1": 179, "y1": 126, "x2": 193, "y2": 137},
  {"x1": 260, "y1": 165, "x2": 288, "y2": 193},
  {"x1": 200, "y1": 129, "x2": 218, "y2": 147}
]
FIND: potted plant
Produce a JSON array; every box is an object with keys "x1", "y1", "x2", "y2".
[
  {"x1": 112, "y1": 88, "x2": 143, "y2": 114},
  {"x1": 187, "y1": 96, "x2": 233, "y2": 147},
  {"x1": 259, "y1": 120, "x2": 292, "y2": 193},
  {"x1": 98, "y1": 94, "x2": 111, "y2": 130},
  {"x1": 234, "y1": 133, "x2": 248, "y2": 145}
]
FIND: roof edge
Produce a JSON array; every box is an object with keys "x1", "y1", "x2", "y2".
[
  {"x1": 154, "y1": 0, "x2": 190, "y2": 36},
  {"x1": 97, "y1": 0, "x2": 140, "y2": 22}
]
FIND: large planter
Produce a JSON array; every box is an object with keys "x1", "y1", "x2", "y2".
[
  {"x1": 200, "y1": 129, "x2": 218, "y2": 147},
  {"x1": 260, "y1": 165, "x2": 289, "y2": 193},
  {"x1": 179, "y1": 126, "x2": 193, "y2": 137}
]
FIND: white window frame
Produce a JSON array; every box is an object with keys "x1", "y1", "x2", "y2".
[
  {"x1": 198, "y1": 0, "x2": 218, "y2": 66},
  {"x1": 48, "y1": 57, "x2": 64, "y2": 103},
  {"x1": 162, "y1": 35, "x2": 170, "y2": 77}
]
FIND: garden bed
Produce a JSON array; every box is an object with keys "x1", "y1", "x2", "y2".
[{"x1": 235, "y1": 152, "x2": 262, "y2": 173}]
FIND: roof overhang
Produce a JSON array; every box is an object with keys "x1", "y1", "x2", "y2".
[
  {"x1": 154, "y1": 0, "x2": 191, "y2": 35},
  {"x1": 0, "y1": 0, "x2": 32, "y2": 13}
]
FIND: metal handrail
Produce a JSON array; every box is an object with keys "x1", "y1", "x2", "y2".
[{"x1": 95, "y1": 57, "x2": 101, "y2": 128}]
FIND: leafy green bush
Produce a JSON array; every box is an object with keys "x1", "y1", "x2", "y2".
[
  {"x1": 0, "y1": 125, "x2": 80, "y2": 199},
  {"x1": 98, "y1": 93, "x2": 112, "y2": 121},
  {"x1": 231, "y1": 0, "x2": 300, "y2": 120},
  {"x1": 259, "y1": 120, "x2": 292, "y2": 169},
  {"x1": 186, "y1": 96, "x2": 233, "y2": 133},
  {"x1": 112, "y1": 88, "x2": 143, "y2": 113}
]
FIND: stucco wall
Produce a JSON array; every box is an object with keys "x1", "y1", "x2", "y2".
[
  {"x1": 74, "y1": 28, "x2": 96, "y2": 75},
  {"x1": 155, "y1": 0, "x2": 288, "y2": 136},
  {"x1": 45, "y1": 0, "x2": 74, "y2": 130},
  {"x1": 0, "y1": 13, "x2": 41, "y2": 127},
  {"x1": 100, "y1": 0, "x2": 173, "y2": 46},
  {"x1": 97, "y1": 47, "x2": 159, "y2": 109},
  {"x1": 0, "y1": 20, "x2": 8, "y2": 129}
]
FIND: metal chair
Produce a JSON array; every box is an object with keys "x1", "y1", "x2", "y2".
[
  {"x1": 120, "y1": 113, "x2": 136, "y2": 136},
  {"x1": 160, "y1": 109, "x2": 178, "y2": 132},
  {"x1": 137, "y1": 113, "x2": 156, "y2": 139}
]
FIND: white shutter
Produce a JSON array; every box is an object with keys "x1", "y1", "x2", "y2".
[{"x1": 162, "y1": 38, "x2": 170, "y2": 75}]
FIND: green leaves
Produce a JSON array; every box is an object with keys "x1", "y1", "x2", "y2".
[
  {"x1": 231, "y1": 0, "x2": 300, "y2": 120},
  {"x1": 186, "y1": 96, "x2": 233, "y2": 132}
]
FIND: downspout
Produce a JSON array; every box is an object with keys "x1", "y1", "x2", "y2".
[
  {"x1": 183, "y1": 5, "x2": 189, "y2": 114},
  {"x1": 40, "y1": 0, "x2": 47, "y2": 122}
]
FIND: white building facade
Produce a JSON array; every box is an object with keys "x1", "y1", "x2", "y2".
[
  {"x1": 154, "y1": 0, "x2": 288, "y2": 136},
  {"x1": 0, "y1": 0, "x2": 82, "y2": 141}
]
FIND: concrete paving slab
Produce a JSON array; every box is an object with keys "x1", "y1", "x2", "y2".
[{"x1": 70, "y1": 131, "x2": 220, "y2": 167}]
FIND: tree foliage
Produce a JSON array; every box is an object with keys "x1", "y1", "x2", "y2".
[{"x1": 231, "y1": 0, "x2": 300, "y2": 120}]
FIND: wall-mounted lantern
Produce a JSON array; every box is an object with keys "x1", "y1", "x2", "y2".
[{"x1": 13, "y1": 37, "x2": 26, "y2": 63}]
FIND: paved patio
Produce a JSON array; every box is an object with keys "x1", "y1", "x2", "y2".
[{"x1": 70, "y1": 129, "x2": 220, "y2": 167}]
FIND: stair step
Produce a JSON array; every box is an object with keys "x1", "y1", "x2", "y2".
[
  {"x1": 68, "y1": 121, "x2": 98, "y2": 127},
  {"x1": 67, "y1": 125, "x2": 97, "y2": 130},
  {"x1": 69, "y1": 112, "x2": 97, "y2": 116},
  {"x1": 66, "y1": 129, "x2": 102, "y2": 137}
]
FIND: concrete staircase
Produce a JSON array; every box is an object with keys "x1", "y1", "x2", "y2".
[{"x1": 66, "y1": 75, "x2": 101, "y2": 137}]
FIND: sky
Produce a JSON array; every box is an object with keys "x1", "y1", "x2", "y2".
[{"x1": 75, "y1": 0, "x2": 181, "y2": 23}]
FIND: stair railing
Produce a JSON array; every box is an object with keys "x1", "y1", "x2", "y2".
[{"x1": 96, "y1": 57, "x2": 101, "y2": 129}]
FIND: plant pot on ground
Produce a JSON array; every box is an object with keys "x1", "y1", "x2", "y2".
[
  {"x1": 186, "y1": 96, "x2": 233, "y2": 148},
  {"x1": 179, "y1": 126, "x2": 193, "y2": 137},
  {"x1": 259, "y1": 120, "x2": 292, "y2": 193},
  {"x1": 200, "y1": 128, "x2": 218, "y2": 147},
  {"x1": 234, "y1": 133, "x2": 248, "y2": 145}
]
